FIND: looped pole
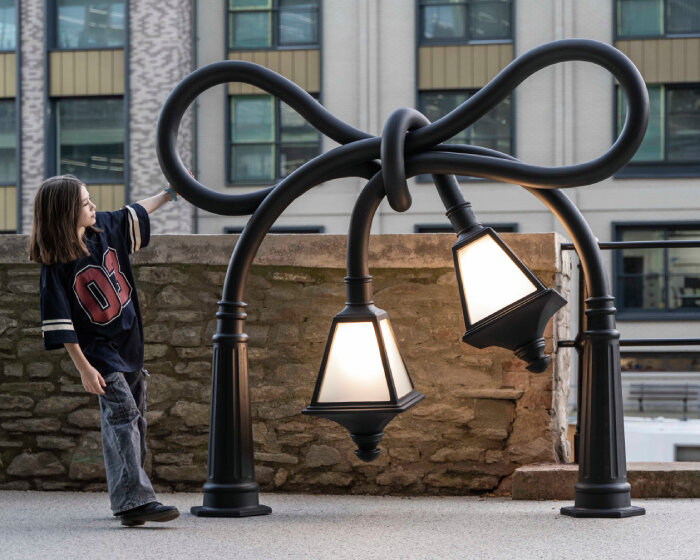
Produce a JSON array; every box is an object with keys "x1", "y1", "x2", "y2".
[{"x1": 380, "y1": 108, "x2": 431, "y2": 212}]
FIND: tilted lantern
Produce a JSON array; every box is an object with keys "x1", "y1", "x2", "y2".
[
  {"x1": 303, "y1": 304, "x2": 424, "y2": 462},
  {"x1": 453, "y1": 227, "x2": 567, "y2": 373}
]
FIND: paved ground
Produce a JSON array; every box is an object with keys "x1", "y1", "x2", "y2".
[{"x1": 1, "y1": 491, "x2": 698, "y2": 560}]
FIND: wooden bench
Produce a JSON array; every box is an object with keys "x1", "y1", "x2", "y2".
[{"x1": 629, "y1": 383, "x2": 700, "y2": 420}]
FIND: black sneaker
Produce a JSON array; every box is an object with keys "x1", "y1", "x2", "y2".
[{"x1": 119, "y1": 501, "x2": 179, "y2": 527}]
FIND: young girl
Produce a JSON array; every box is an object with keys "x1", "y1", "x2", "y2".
[{"x1": 30, "y1": 175, "x2": 181, "y2": 527}]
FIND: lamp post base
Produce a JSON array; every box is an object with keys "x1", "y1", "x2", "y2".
[
  {"x1": 191, "y1": 504, "x2": 272, "y2": 518},
  {"x1": 560, "y1": 505, "x2": 645, "y2": 518}
]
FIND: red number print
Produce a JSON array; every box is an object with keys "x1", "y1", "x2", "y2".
[{"x1": 73, "y1": 248, "x2": 133, "y2": 325}]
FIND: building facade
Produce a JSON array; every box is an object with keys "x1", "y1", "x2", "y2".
[{"x1": 1, "y1": 1, "x2": 699, "y2": 415}]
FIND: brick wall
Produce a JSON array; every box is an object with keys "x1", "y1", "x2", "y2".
[{"x1": 0, "y1": 233, "x2": 571, "y2": 495}]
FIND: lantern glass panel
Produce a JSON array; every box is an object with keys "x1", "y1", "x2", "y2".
[
  {"x1": 379, "y1": 318, "x2": 413, "y2": 399},
  {"x1": 457, "y1": 234, "x2": 537, "y2": 324},
  {"x1": 317, "y1": 321, "x2": 390, "y2": 403}
]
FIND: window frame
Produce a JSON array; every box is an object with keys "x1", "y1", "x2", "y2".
[
  {"x1": 49, "y1": 95, "x2": 126, "y2": 185},
  {"x1": 614, "y1": 0, "x2": 700, "y2": 40},
  {"x1": 226, "y1": 93, "x2": 322, "y2": 186},
  {"x1": 0, "y1": 0, "x2": 17, "y2": 53},
  {"x1": 47, "y1": 0, "x2": 126, "y2": 51},
  {"x1": 0, "y1": 97, "x2": 17, "y2": 187},
  {"x1": 227, "y1": 0, "x2": 321, "y2": 51},
  {"x1": 614, "y1": 82, "x2": 700, "y2": 178},
  {"x1": 613, "y1": 221, "x2": 700, "y2": 320},
  {"x1": 414, "y1": 223, "x2": 518, "y2": 233},
  {"x1": 414, "y1": 88, "x2": 515, "y2": 183},
  {"x1": 417, "y1": 0, "x2": 514, "y2": 46}
]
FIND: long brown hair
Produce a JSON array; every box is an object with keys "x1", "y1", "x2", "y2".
[{"x1": 29, "y1": 175, "x2": 103, "y2": 265}]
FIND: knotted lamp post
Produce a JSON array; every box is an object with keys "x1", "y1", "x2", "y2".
[{"x1": 156, "y1": 39, "x2": 649, "y2": 519}]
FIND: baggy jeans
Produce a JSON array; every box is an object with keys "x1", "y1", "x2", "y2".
[{"x1": 99, "y1": 369, "x2": 157, "y2": 514}]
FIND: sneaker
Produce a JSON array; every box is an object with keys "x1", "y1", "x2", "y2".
[{"x1": 119, "y1": 501, "x2": 179, "y2": 527}]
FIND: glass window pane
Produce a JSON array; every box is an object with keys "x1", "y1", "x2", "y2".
[
  {"x1": 279, "y1": 100, "x2": 318, "y2": 142},
  {"x1": 56, "y1": 0, "x2": 125, "y2": 49},
  {"x1": 230, "y1": 0, "x2": 270, "y2": 8},
  {"x1": 0, "y1": 0, "x2": 16, "y2": 51},
  {"x1": 280, "y1": 143, "x2": 317, "y2": 177},
  {"x1": 231, "y1": 144, "x2": 274, "y2": 181},
  {"x1": 0, "y1": 99, "x2": 15, "y2": 182},
  {"x1": 667, "y1": 86, "x2": 700, "y2": 161},
  {"x1": 469, "y1": 0, "x2": 510, "y2": 40},
  {"x1": 232, "y1": 96, "x2": 274, "y2": 143},
  {"x1": 57, "y1": 98, "x2": 124, "y2": 183},
  {"x1": 420, "y1": 91, "x2": 470, "y2": 144},
  {"x1": 620, "y1": 85, "x2": 664, "y2": 162},
  {"x1": 470, "y1": 95, "x2": 512, "y2": 153},
  {"x1": 279, "y1": 0, "x2": 318, "y2": 45},
  {"x1": 667, "y1": 0, "x2": 700, "y2": 34},
  {"x1": 617, "y1": 0, "x2": 663, "y2": 37},
  {"x1": 668, "y1": 228, "x2": 700, "y2": 310},
  {"x1": 422, "y1": 4, "x2": 467, "y2": 40},
  {"x1": 618, "y1": 228, "x2": 666, "y2": 310},
  {"x1": 231, "y1": 11, "x2": 271, "y2": 48}
]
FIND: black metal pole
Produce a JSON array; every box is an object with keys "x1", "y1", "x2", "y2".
[{"x1": 156, "y1": 39, "x2": 649, "y2": 519}]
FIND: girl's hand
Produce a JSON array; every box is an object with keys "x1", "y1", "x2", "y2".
[{"x1": 80, "y1": 365, "x2": 106, "y2": 395}]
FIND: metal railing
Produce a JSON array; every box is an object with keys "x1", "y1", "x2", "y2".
[{"x1": 558, "y1": 239, "x2": 700, "y2": 463}]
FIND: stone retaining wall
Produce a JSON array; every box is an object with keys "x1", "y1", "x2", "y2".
[{"x1": 0, "y1": 233, "x2": 571, "y2": 495}]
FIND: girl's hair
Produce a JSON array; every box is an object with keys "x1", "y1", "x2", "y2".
[{"x1": 29, "y1": 175, "x2": 103, "y2": 265}]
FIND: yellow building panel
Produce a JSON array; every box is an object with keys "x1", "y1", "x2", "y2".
[
  {"x1": 87, "y1": 51, "x2": 101, "y2": 94},
  {"x1": 227, "y1": 49, "x2": 320, "y2": 95},
  {"x1": 50, "y1": 50, "x2": 124, "y2": 96},
  {"x1": 61, "y1": 52, "x2": 75, "y2": 96},
  {"x1": 444, "y1": 46, "x2": 459, "y2": 89},
  {"x1": 99, "y1": 51, "x2": 113, "y2": 94},
  {"x1": 430, "y1": 46, "x2": 444, "y2": 88},
  {"x1": 113, "y1": 50, "x2": 125, "y2": 93},
  {"x1": 88, "y1": 184, "x2": 124, "y2": 212},
  {"x1": 419, "y1": 44, "x2": 513, "y2": 90},
  {"x1": 292, "y1": 50, "x2": 308, "y2": 91},
  {"x1": 73, "y1": 50, "x2": 87, "y2": 93},
  {"x1": 616, "y1": 38, "x2": 700, "y2": 84},
  {"x1": 418, "y1": 47, "x2": 432, "y2": 90},
  {"x1": 0, "y1": 186, "x2": 16, "y2": 232},
  {"x1": 4, "y1": 53, "x2": 15, "y2": 97},
  {"x1": 306, "y1": 49, "x2": 320, "y2": 92}
]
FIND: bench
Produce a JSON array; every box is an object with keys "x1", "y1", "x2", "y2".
[{"x1": 629, "y1": 383, "x2": 700, "y2": 420}]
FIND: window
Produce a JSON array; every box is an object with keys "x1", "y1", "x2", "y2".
[
  {"x1": 0, "y1": 99, "x2": 15, "y2": 184},
  {"x1": 228, "y1": 94, "x2": 320, "y2": 183},
  {"x1": 417, "y1": 90, "x2": 512, "y2": 180},
  {"x1": 614, "y1": 223, "x2": 700, "y2": 315},
  {"x1": 617, "y1": 0, "x2": 700, "y2": 38},
  {"x1": 617, "y1": 84, "x2": 700, "y2": 175},
  {"x1": 224, "y1": 225, "x2": 324, "y2": 233},
  {"x1": 228, "y1": 0, "x2": 320, "y2": 50},
  {"x1": 54, "y1": 0, "x2": 125, "y2": 49},
  {"x1": 0, "y1": 0, "x2": 16, "y2": 51},
  {"x1": 418, "y1": 0, "x2": 512, "y2": 43},
  {"x1": 56, "y1": 98, "x2": 124, "y2": 183},
  {"x1": 414, "y1": 223, "x2": 518, "y2": 233},
  {"x1": 621, "y1": 352, "x2": 700, "y2": 373}
]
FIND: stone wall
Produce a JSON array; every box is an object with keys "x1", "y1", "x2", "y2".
[{"x1": 0, "y1": 233, "x2": 571, "y2": 495}]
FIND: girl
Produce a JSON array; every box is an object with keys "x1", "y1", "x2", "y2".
[{"x1": 30, "y1": 175, "x2": 181, "y2": 527}]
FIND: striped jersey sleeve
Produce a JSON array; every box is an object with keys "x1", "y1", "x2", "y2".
[
  {"x1": 123, "y1": 203, "x2": 150, "y2": 253},
  {"x1": 100, "y1": 202, "x2": 150, "y2": 254},
  {"x1": 40, "y1": 264, "x2": 79, "y2": 350}
]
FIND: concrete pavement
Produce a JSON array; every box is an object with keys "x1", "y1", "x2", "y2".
[{"x1": 1, "y1": 491, "x2": 698, "y2": 560}]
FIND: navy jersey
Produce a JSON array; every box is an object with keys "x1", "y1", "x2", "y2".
[{"x1": 40, "y1": 204, "x2": 150, "y2": 375}]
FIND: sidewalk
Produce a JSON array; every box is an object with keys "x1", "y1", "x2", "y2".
[{"x1": 1, "y1": 491, "x2": 698, "y2": 560}]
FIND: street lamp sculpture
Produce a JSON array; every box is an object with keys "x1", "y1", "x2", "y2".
[{"x1": 156, "y1": 39, "x2": 649, "y2": 519}]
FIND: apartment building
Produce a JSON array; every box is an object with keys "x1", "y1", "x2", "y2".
[{"x1": 1, "y1": 1, "x2": 699, "y2": 392}]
